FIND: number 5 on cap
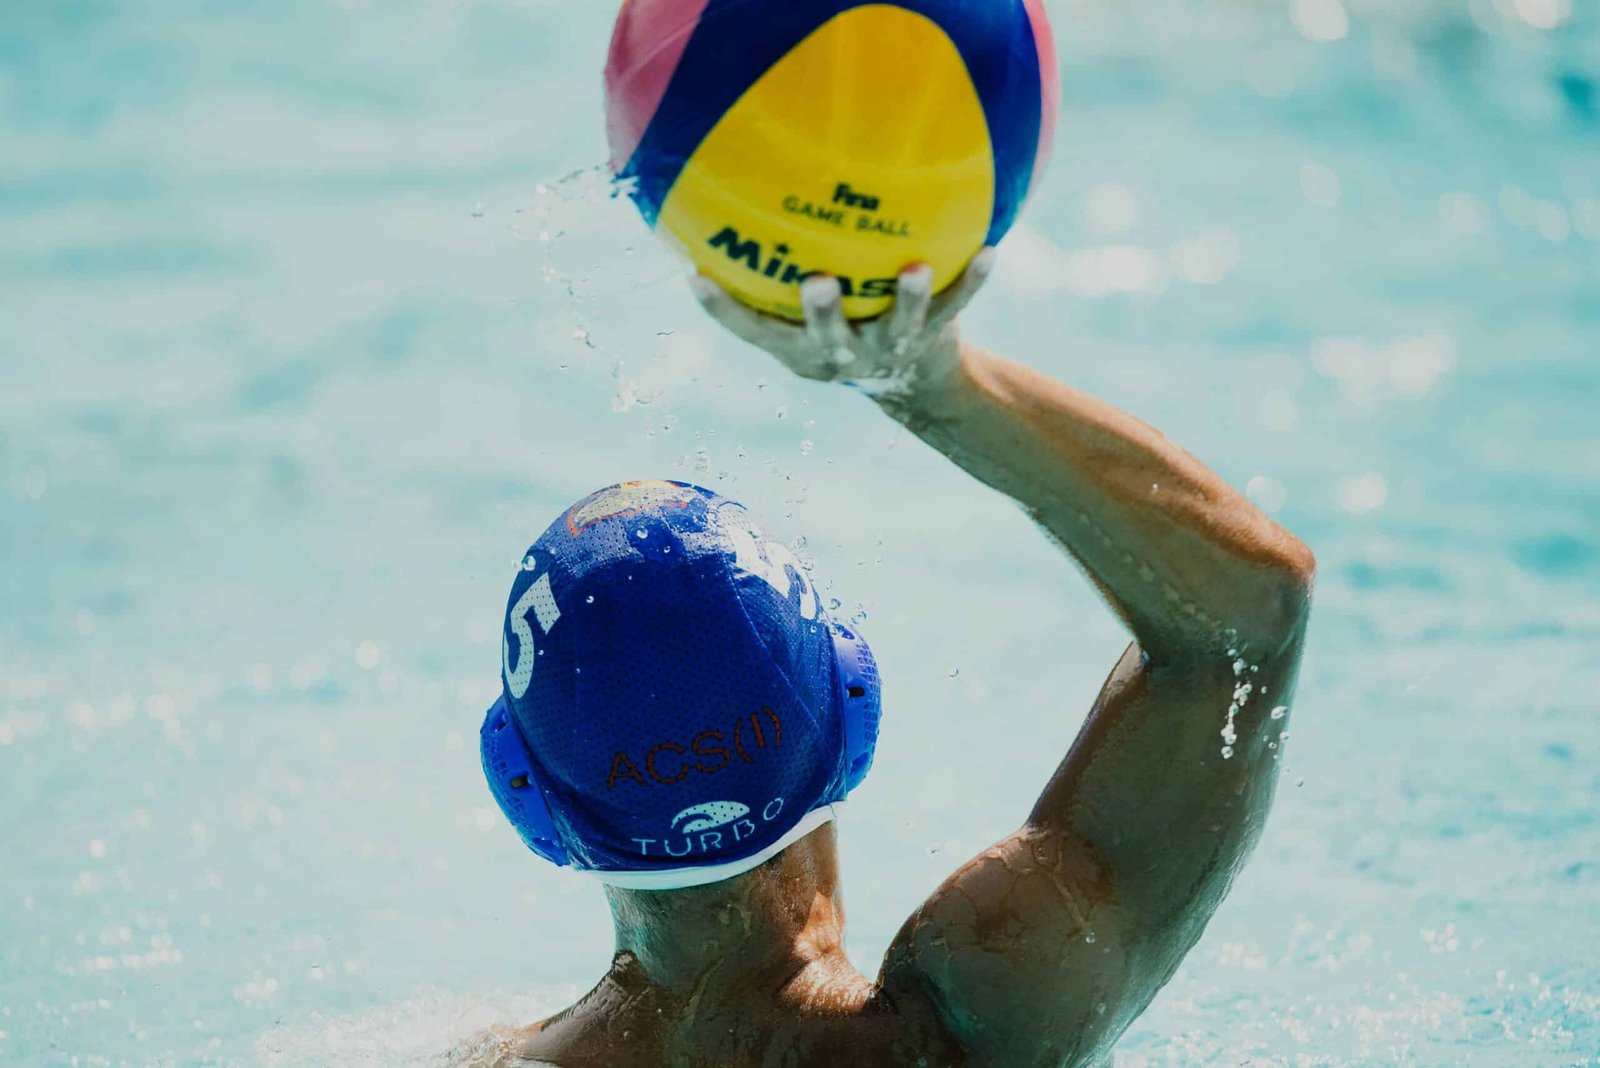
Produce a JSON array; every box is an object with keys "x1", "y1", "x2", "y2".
[{"x1": 503, "y1": 572, "x2": 560, "y2": 700}]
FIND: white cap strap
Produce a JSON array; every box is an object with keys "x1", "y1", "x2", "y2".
[{"x1": 590, "y1": 803, "x2": 840, "y2": 891}]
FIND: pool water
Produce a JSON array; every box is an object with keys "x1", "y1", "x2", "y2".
[{"x1": 2, "y1": 1, "x2": 1597, "y2": 1064}]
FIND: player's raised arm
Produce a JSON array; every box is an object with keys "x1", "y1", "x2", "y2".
[{"x1": 694, "y1": 261, "x2": 1315, "y2": 1067}]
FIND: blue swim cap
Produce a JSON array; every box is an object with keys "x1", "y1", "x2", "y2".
[{"x1": 480, "y1": 480, "x2": 881, "y2": 890}]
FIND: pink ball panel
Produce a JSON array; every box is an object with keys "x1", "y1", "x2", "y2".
[
  {"x1": 605, "y1": 0, "x2": 712, "y2": 171},
  {"x1": 1022, "y1": 0, "x2": 1059, "y2": 194}
]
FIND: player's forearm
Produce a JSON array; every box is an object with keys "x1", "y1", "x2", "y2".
[{"x1": 876, "y1": 343, "x2": 1314, "y2": 659}]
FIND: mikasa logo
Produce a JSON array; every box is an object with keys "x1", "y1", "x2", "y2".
[
  {"x1": 707, "y1": 226, "x2": 898, "y2": 299},
  {"x1": 634, "y1": 797, "x2": 786, "y2": 857}
]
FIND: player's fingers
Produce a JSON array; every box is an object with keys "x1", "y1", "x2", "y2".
[
  {"x1": 800, "y1": 275, "x2": 858, "y2": 370},
  {"x1": 925, "y1": 247, "x2": 996, "y2": 333},
  {"x1": 689, "y1": 273, "x2": 803, "y2": 351},
  {"x1": 886, "y1": 263, "x2": 934, "y2": 347}
]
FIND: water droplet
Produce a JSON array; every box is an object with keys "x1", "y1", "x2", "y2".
[
  {"x1": 800, "y1": 439, "x2": 814, "y2": 455},
  {"x1": 1270, "y1": 705, "x2": 1288, "y2": 720},
  {"x1": 585, "y1": 595, "x2": 595, "y2": 604},
  {"x1": 469, "y1": 203, "x2": 486, "y2": 218},
  {"x1": 1084, "y1": 931, "x2": 1097, "y2": 944},
  {"x1": 775, "y1": 406, "x2": 788, "y2": 420},
  {"x1": 948, "y1": 667, "x2": 961, "y2": 678},
  {"x1": 636, "y1": 529, "x2": 648, "y2": 539},
  {"x1": 1221, "y1": 746, "x2": 1235, "y2": 759}
]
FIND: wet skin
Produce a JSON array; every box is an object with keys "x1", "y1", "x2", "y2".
[{"x1": 468, "y1": 259, "x2": 1315, "y2": 1068}]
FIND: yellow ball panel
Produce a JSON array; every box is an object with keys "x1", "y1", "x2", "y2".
[{"x1": 658, "y1": 5, "x2": 995, "y2": 320}]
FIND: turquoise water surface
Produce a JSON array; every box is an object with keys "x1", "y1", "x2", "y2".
[{"x1": 3, "y1": 1, "x2": 1598, "y2": 1064}]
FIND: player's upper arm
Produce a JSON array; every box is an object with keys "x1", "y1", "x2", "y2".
[
  {"x1": 878, "y1": 825, "x2": 1134, "y2": 1068},
  {"x1": 878, "y1": 632, "x2": 1307, "y2": 1067}
]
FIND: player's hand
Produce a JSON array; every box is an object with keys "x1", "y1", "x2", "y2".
[{"x1": 690, "y1": 250, "x2": 994, "y2": 398}]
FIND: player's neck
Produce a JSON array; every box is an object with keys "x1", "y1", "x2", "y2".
[{"x1": 603, "y1": 824, "x2": 855, "y2": 997}]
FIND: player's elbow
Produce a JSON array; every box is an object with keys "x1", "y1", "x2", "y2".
[
  {"x1": 1239, "y1": 534, "x2": 1316, "y2": 659},
  {"x1": 1275, "y1": 534, "x2": 1317, "y2": 590}
]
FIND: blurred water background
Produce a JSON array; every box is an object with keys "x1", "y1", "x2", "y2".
[{"x1": 2, "y1": 0, "x2": 1598, "y2": 1064}]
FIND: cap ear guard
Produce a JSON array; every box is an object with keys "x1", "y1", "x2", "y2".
[
  {"x1": 480, "y1": 695, "x2": 570, "y2": 867},
  {"x1": 831, "y1": 623, "x2": 882, "y2": 795}
]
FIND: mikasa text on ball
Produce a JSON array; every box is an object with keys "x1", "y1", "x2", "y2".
[{"x1": 606, "y1": 0, "x2": 1059, "y2": 320}]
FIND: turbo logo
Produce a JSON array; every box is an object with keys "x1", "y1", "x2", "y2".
[{"x1": 633, "y1": 796, "x2": 786, "y2": 857}]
